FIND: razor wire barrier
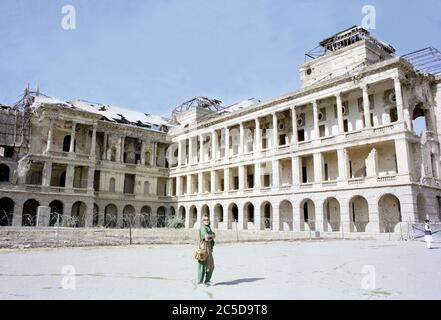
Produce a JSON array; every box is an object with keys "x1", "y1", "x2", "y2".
[
  {"x1": 410, "y1": 222, "x2": 441, "y2": 241},
  {"x1": 0, "y1": 210, "x2": 12, "y2": 226}
]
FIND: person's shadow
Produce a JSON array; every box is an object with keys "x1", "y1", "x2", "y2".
[{"x1": 214, "y1": 278, "x2": 264, "y2": 286}]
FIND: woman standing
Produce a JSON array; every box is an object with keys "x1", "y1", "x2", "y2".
[
  {"x1": 197, "y1": 213, "x2": 215, "y2": 286},
  {"x1": 424, "y1": 219, "x2": 433, "y2": 249}
]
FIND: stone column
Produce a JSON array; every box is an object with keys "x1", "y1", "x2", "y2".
[
  {"x1": 186, "y1": 175, "x2": 192, "y2": 195},
  {"x1": 254, "y1": 162, "x2": 261, "y2": 189},
  {"x1": 120, "y1": 137, "x2": 125, "y2": 162},
  {"x1": 176, "y1": 176, "x2": 181, "y2": 196},
  {"x1": 239, "y1": 165, "x2": 245, "y2": 190},
  {"x1": 42, "y1": 161, "x2": 52, "y2": 187},
  {"x1": 312, "y1": 100, "x2": 319, "y2": 139},
  {"x1": 313, "y1": 152, "x2": 323, "y2": 183},
  {"x1": 254, "y1": 204, "x2": 262, "y2": 230},
  {"x1": 45, "y1": 118, "x2": 54, "y2": 154},
  {"x1": 115, "y1": 136, "x2": 122, "y2": 162},
  {"x1": 140, "y1": 140, "x2": 146, "y2": 166},
  {"x1": 66, "y1": 165, "x2": 75, "y2": 189},
  {"x1": 272, "y1": 204, "x2": 280, "y2": 231},
  {"x1": 361, "y1": 84, "x2": 371, "y2": 128},
  {"x1": 224, "y1": 168, "x2": 229, "y2": 192},
  {"x1": 90, "y1": 123, "x2": 97, "y2": 159},
  {"x1": 315, "y1": 201, "x2": 324, "y2": 232},
  {"x1": 239, "y1": 122, "x2": 244, "y2": 155},
  {"x1": 211, "y1": 130, "x2": 217, "y2": 160},
  {"x1": 87, "y1": 166, "x2": 95, "y2": 191},
  {"x1": 184, "y1": 206, "x2": 191, "y2": 228},
  {"x1": 336, "y1": 93, "x2": 344, "y2": 134},
  {"x1": 198, "y1": 135, "x2": 204, "y2": 163},
  {"x1": 394, "y1": 76, "x2": 404, "y2": 122},
  {"x1": 69, "y1": 121, "x2": 77, "y2": 153},
  {"x1": 210, "y1": 170, "x2": 216, "y2": 193},
  {"x1": 291, "y1": 106, "x2": 298, "y2": 144},
  {"x1": 225, "y1": 127, "x2": 230, "y2": 159},
  {"x1": 255, "y1": 118, "x2": 261, "y2": 152},
  {"x1": 239, "y1": 204, "x2": 247, "y2": 230},
  {"x1": 188, "y1": 138, "x2": 193, "y2": 165},
  {"x1": 177, "y1": 140, "x2": 182, "y2": 167},
  {"x1": 152, "y1": 142, "x2": 157, "y2": 167},
  {"x1": 12, "y1": 201, "x2": 23, "y2": 227},
  {"x1": 272, "y1": 112, "x2": 278, "y2": 149},
  {"x1": 292, "y1": 155, "x2": 300, "y2": 185},
  {"x1": 395, "y1": 138, "x2": 411, "y2": 175},
  {"x1": 337, "y1": 148, "x2": 348, "y2": 180},
  {"x1": 198, "y1": 172, "x2": 203, "y2": 194},
  {"x1": 102, "y1": 132, "x2": 108, "y2": 160},
  {"x1": 272, "y1": 160, "x2": 279, "y2": 188}
]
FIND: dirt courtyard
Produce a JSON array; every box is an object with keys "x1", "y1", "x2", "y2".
[{"x1": 0, "y1": 239, "x2": 440, "y2": 300}]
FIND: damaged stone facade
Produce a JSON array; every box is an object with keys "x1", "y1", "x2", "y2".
[{"x1": 1, "y1": 26, "x2": 441, "y2": 234}]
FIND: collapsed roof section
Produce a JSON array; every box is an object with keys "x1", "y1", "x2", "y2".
[
  {"x1": 170, "y1": 97, "x2": 261, "y2": 128},
  {"x1": 25, "y1": 91, "x2": 173, "y2": 132},
  {"x1": 402, "y1": 47, "x2": 441, "y2": 77}
]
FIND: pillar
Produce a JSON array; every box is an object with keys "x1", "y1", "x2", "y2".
[
  {"x1": 225, "y1": 127, "x2": 230, "y2": 159},
  {"x1": 152, "y1": 142, "x2": 157, "y2": 167},
  {"x1": 395, "y1": 138, "x2": 411, "y2": 175},
  {"x1": 238, "y1": 204, "x2": 245, "y2": 230},
  {"x1": 337, "y1": 148, "x2": 348, "y2": 180},
  {"x1": 210, "y1": 170, "x2": 216, "y2": 193},
  {"x1": 199, "y1": 135, "x2": 204, "y2": 163},
  {"x1": 186, "y1": 174, "x2": 192, "y2": 195},
  {"x1": 239, "y1": 122, "x2": 244, "y2": 155},
  {"x1": 313, "y1": 152, "x2": 323, "y2": 183},
  {"x1": 224, "y1": 168, "x2": 229, "y2": 192},
  {"x1": 140, "y1": 140, "x2": 146, "y2": 166},
  {"x1": 361, "y1": 84, "x2": 371, "y2": 128},
  {"x1": 239, "y1": 166, "x2": 245, "y2": 190},
  {"x1": 69, "y1": 121, "x2": 76, "y2": 153},
  {"x1": 272, "y1": 160, "x2": 279, "y2": 188},
  {"x1": 394, "y1": 76, "x2": 404, "y2": 122},
  {"x1": 176, "y1": 176, "x2": 181, "y2": 196},
  {"x1": 66, "y1": 165, "x2": 75, "y2": 189},
  {"x1": 312, "y1": 100, "x2": 319, "y2": 139},
  {"x1": 42, "y1": 161, "x2": 52, "y2": 187},
  {"x1": 254, "y1": 162, "x2": 261, "y2": 189},
  {"x1": 102, "y1": 132, "x2": 108, "y2": 160},
  {"x1": 45, "y1": 118, "x2": 54, "y2": 154},
  {"x1": 291, "y1": 106, "x2": 298, "y2": 144},
  {"x1": 254, "y1": 204, "x2": 262, "y2": 230},
  {"x1": 120, "y1": 137, "x2": 125, "y2": 162},
  {"x1": 315, "y1": 201, "x2": 324, "y2": 232},
  {"x1": 336, "y1": 93, "x2": 344, "y2": 134},
  {"x1": 292, "y1": 155, "x2": 300, "y2": 185},
  {"x1": 178, "y1": 140, "x2": 182, "y2": 167},
  {"x1": 212, "y1": 130, "x2": 217, "y2": 160},
  {"x1": 272, "y1": 112, "x2": 278, "y2": 148},
  {"x1": 198, "y1": 172, "x2": 203, "y2": 194},
  {"x1": 272, "y1": 204, "x2": 280, "y2": 231},
  {"x1": 255, "y1": 118, "x2": 261, "y2": 152},
  {"x1": 188, "y1": 138, "x2": 193, "y2": 165},
  {"x1": 90, "y1": 123, "x2": 97, "y2": 159},
  {"x1": 87, "y1": 166, "x2": 95, "y2": 191}
]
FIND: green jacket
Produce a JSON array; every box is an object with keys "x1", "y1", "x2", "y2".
[{"x1": 199, "y1": 224, "x2": 215, "y2": 250}]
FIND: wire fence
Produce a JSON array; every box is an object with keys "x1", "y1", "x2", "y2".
[{"x1": 2, "y1": 210, "x2": 440, "y2": 243}]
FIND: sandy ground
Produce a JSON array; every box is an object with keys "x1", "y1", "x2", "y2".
[{"x1": 0, "y1": 239, "x2": 440, "y2": 300}]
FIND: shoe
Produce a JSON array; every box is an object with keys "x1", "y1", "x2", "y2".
[{"x1": 204, "y1": 281, "x2": 212, "y2": 286}]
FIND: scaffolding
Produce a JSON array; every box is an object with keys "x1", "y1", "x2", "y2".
[
  {"x1": 401, "y1": 47, "x2": 441, "y2": 76},
  {"x1": 0, "y1": 88, "x2": 34, "y2": 147}
]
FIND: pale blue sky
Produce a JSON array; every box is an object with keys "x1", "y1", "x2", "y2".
[{"x1": 1, "y1": 0, "x2": 441, "y2": 117}]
